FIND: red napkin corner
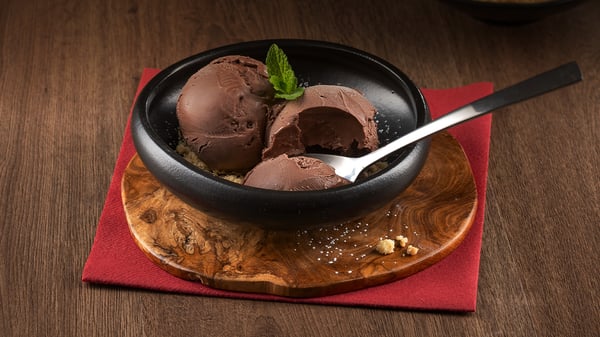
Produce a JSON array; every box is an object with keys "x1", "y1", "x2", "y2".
[{"x1": 82, "y1": 68, "x2": 493, "y2": 312}]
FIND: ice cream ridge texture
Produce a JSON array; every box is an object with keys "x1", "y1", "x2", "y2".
[
  {"x1": 176, "y1": 55, "x2": 379, "y2": 191},
  {"x1": 176, "y1": 56, "x2": 274, "y2": 171}
]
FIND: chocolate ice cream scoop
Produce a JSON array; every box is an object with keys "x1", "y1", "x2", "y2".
[
  {"x1": 243, "y1": 154, "x2": 349, "y2": 191},
  {"x1": 176, "y1": 55, "x2": 274, "y2": 172},
  {"x1": 262, "y1": 85, "x2": 379, "y2": 159}
]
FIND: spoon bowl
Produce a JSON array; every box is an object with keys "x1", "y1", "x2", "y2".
[{"x1": 307, "y1": 62, "x2": 582, "y2": 182}]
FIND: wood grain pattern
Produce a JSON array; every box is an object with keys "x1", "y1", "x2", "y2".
[
  {"x1": 122, "y1": 132, "x2": 477, "y2": 297},
  {"x1": 1, "y1": 0, "x2": 598, "y2": 336}
]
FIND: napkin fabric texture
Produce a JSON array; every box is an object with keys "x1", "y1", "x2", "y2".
[{"x1": 82, "y1": 68, "x2": 493, "y2": 312}]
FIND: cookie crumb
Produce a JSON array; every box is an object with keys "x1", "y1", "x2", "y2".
[
  {"x1": 406, "y1": 245, "x2": 419, "y2": 256},
  {"x1": 375, "y1": 239, "x2": 395, "y2": 255},
  {"x1": 394, "y1": 235, "x2": 408, "y2": 247}
]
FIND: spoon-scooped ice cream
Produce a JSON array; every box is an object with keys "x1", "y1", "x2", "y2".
[{"x1": 262, "y1": 85, "x2": 379, "y2": 159}]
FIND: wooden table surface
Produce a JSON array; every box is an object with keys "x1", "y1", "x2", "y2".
[{"x1": 1, "y1": 0, "x2": 598, "y2": 336}]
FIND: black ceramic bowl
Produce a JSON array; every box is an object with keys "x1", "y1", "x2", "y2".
[
  {"x1": 440, "y1": 0, "x2": 586, "y2": 24},
  {"x1": 131, "y1": 40, "x2": 430, "y2": 229}
]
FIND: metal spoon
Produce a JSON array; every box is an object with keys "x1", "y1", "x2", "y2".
[{"x1": 305, "y1": 62, "x2": 582, "y2": 182}]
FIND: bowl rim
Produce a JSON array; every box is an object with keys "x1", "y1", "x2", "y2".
[{"x1": 136, "y1": 39, "x2": 428, "y2": 196}]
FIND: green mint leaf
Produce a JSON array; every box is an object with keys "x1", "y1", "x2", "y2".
[
  {"x1": 266, "y1": 44, "x2": 304, "y2": 100},
  {"x1": 275, "y1": 87, "x2": 304, "y2": 100}
]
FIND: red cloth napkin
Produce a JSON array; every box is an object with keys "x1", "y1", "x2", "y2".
[{"x1": 82, "y1": 68, "x2": 493, "y2": 312}]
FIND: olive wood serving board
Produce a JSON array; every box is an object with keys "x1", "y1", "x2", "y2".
[{"x1": 122, "y1": 132, "x2": 477, "y2": 298}]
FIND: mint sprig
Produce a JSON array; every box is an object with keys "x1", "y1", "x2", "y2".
[{"x1": 266, "y1": 44, "x2": 304, "y2": 100}]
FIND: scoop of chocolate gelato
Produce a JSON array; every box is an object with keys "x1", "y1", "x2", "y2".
[
  {"x1": 262, "y1": 85, "x2": 379, "y2": 159},
  {"x1": 176, "y1": 55, "x2": 274, "y2": 172},
  {"x1": 243, "y1": 154, "x2": 349, "y2": 191}
]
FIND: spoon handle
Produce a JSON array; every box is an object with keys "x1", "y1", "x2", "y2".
[
  {"x1": 360, "y1": 62, "x2": 582, "y2": 165},
  {"x1": 471, "y1": 61, "x2": 582, "y2": 114}
]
